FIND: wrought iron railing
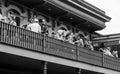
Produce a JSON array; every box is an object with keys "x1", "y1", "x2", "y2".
[{"x1": 0, "y1": 21, "x2": 120, "y2": 71}]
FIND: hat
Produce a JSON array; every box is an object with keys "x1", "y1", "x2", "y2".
[{"x1": 34, "y1": 18, "x2": 39, "y2": 22}]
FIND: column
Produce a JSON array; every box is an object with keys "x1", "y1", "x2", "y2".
[
  {"x1": 41, "y1": 61, "x2": 48, "y2": 74},
  {"x1": 76, "y1": 68, "x2": 81, "y2": 74}
]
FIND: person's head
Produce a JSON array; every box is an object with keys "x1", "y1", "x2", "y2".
[
  {"x1": 9, "y1": 12, "x2": 16, "y2": 20},
  {"x1": 51, "y1": 32, "x2": 56, "y2": 37},
  {"x1": 39, "y1": 19, "x2": 43, "y2": 23},
  {"x1": 42, "y1": 19, "x2": 46, "y2": 24},
  {"x1": 113, "y1": 50, "x2": 118, "y2": 54},
  {"x1": 112, "y1": 50, "x2": 118, "y2": 58},
  {"x1": 107, "y1": 47, "x2": 111, "y2": 51}
]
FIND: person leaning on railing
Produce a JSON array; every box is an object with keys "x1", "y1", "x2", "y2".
[
  {"x1": 112, "y1": 50, "x2": 118, "y2": 58},
  {"x1": 65, "y1": 31, "x2": 75, "y2": 44},
  {"x1": 0, "y1": 12, "x2": 9, "y2": 23},
  {"x1": 74, "y1": 35, "x2": 84, "y2": 47},
  {"x1": 8, "y1": 15, "x2": 17, "y2": 26},
  {"x1": 99, "y1": 47, "x2": 114, "y2": 57},
  {"x1": 84, "y1": 39, "x2": 94, "y2": 51},
  {"x1": 55, "y1": 29, "x2": 66, "y2": 41},
  {"x1": 27, "y1": 18, "x2": 42, "y2": 33},
  {"x1": 40, "y1": 19, "x2": 49, "y2": 35}
]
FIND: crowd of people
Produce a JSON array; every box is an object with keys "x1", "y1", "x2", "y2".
[
  {"x1": 0, "y1": 11, "x2": 17, "y2": 26},
  {"x1": 0, "y1": 10, "x2": 119, "y2": 58},
  {"x1": 0, "y1": 11, "x2": 94, "y2": 51},
  {"x1": 99, "y1": 44, "x2": 118, "y2": 58},
  {"x1": 51, "y1": 28, "x2": 94, "y2": 51}
]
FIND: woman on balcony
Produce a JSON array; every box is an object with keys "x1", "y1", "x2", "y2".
[{"x1": 56, "y1": 28, "x2": 66, "y2": 41}]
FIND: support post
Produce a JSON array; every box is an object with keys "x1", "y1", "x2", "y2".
[
  {"x1": 42, "y1": 61, "x2": 48, "y2": 74},
  {"x1": 76, "y1": 68, "x2": 81, "y2": 74}
]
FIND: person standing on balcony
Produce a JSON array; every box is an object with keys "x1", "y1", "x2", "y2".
[
  {"x1": 7, "y1": 11, "x2": 17, "y2": 26},
  {"x1": 9, "y1": 15, "x2": 17, "y2": 26},
  {"x1": 28, "y1": 18, "x2": 41, "y2": 33},
  {"x1": 0, "y1": 12, "x2": 4, "y2": 21},
  {"x1": 40, "y1": 19, "x2": 48, "y2": 35},
  {"x1": 87, "y1": 40, "x2": 94, "y2": 51},
  {"x1": 0, "y1": 10, "x2": 7, "y2": 23}
]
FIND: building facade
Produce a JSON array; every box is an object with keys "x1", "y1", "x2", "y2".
[{"x1": 0, "y1": 0, "x2": 119, "y2": 74}]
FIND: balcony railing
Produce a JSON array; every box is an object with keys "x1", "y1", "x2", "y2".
[{"x1": 0, "y1": 22, "x2": 120, "y2": 71}]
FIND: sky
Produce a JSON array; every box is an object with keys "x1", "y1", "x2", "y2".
[{"x1": 85, "y1": 0, "x2": 120, "y2": 35}]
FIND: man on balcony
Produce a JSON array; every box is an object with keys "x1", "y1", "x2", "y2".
[{"x1": 28, "y1": 18, "x2": 41, "y2": 33}]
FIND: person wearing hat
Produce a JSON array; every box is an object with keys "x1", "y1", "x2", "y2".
[
  {"x1": 40, "y1": 19, "x2": 49, "y2": 35},
  {"x1": 28, "y1": 18, "x2": 41, "y2": 33}
]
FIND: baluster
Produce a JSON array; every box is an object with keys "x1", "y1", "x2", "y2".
[
  {"x1": 76, "y1": 45, "x2": 79, "y2": 60},
  {"x1": 11, "y1": 26, "x2": 15, "y2": 45},
  {"x1": 15, "y1": 26, "x2": 17, "y2": 45},
  {"x1": 24, "y1": 29, "x2": 26, "y2": 48},
  {"x1": 32, "y1": 32, "x2": 34, "y2": 49},
  {"x1": 39, "y1": 34, "x2": 43, "y2": 51},
  {"x1": 0, "y1": 22, "x2": 3, "y2": 42},
  {"x1": 34, "y1": 33, "x2": 37, "y2": 50},
  {"x1": 4, "y1": 23, "x2": 7, "y2": 43},
  {"x1": 43, "y1": 34, "x2": 46, "y2": 52},
  {"x1": 8, "y1": 24, "x2": 10, "y2": 43},
  {"x1": 1, "y1": 22, "x2": 4, "y2": 42},
  {"x1": 18, "y1": 27, "x2": 20, "y2": 46},
  {"x1": 0, "y1": 22, "x2": 1, "y2": 42},
  {"x1": 21, "y1": 29, "x2": 23, "y2": 47},
  {"x1": 29, "y1": 31, "x2": 32, "y2": 49},
  {"x1": 5, "y1": 23, "x2": 8, "y2": 43},
  {"x1": 102, "y1": 53, "x2": 105, "y2": 67},
  {"x1": 30, "y1": 31, "x2": 32, "y2": 49},
  {"x1": 24, "y1": 30, "x2": 26, "y2": 48},
  {"x1": 25, "y1": 30, "x2": 29, "y2": 48},
  {"x1": 28, "y1": 31, "x2": 30, "y2": 49},
  {"x1": 36, "y1": 33, "x2": 39, "y2": 50},
  {"x1": 16, "y1": 27, "x2": 19, "y2": 46}
]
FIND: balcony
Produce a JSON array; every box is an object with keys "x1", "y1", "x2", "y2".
[{"x1": 0, "y1": 22, "x2": 120, "y2": 71}]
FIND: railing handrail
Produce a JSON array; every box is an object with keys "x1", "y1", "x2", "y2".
[{"x1": 0, "y1": 21, "x2": 120, "y2": 71}]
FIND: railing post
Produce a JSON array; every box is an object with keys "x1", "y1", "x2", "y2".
[
  {"x1": 0, "y1": 22, "x2": 1, "y2": 42},
  {"x1": 76, "y1": 68, "x2": 81, "y2": 74},
  {"x1": 102, "y1": 53, "x2": 104, "y2": 67},
  {"x1": 42, "y1": 34, "x2": 46, "y2": 52},
  {"x1": 41, "y1": 61, "x2": 48, "y2": 74},
  {"x1": 76, "y1": 45, "x2": 79, "y2": 60}
]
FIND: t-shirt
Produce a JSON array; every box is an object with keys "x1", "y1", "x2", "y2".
[{"x1": 28, "y1": 22, "x2": 41, "y2": 33}]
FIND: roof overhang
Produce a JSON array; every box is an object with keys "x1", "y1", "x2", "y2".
[
  {"x1": 46, "y1": 0, "x2": 111, "y2": 29},
  {"x1": 10, "y1": 0, "x2": 111, "y2": 31}
]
